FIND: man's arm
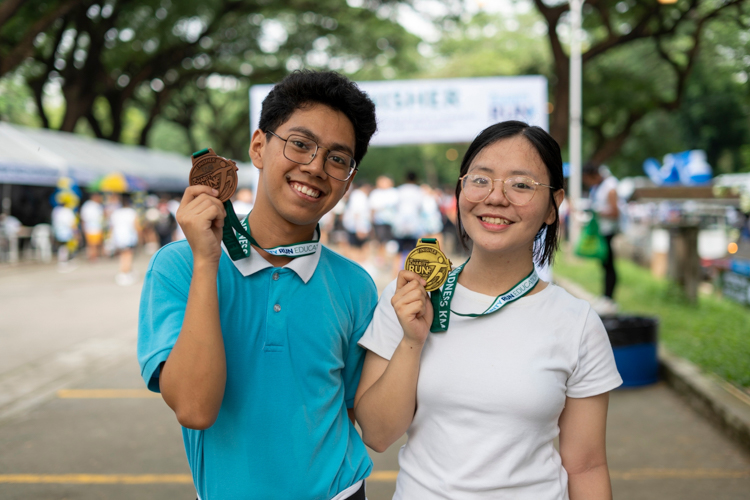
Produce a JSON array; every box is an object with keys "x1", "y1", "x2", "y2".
[
  {"x1": 604, "y1": 188, "x2": 619, "y2": 219},
  {"x1": 158, "y1": 185, "x2": 227, "y2": 430},
  {"x1": 559, "y1": 393, "x2": 613, "y2": 500}
]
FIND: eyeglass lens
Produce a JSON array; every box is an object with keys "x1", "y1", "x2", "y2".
[
  {"x1": 284, "y1": 134, "x2": 355, "y2": 180},
  {"x1": 462, "y1": 174, "x2": 537, "y2": 205}
]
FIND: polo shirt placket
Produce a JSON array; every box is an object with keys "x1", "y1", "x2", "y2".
[{"x1": 265, "y1": 269, "x2": 287, "y2": 352}]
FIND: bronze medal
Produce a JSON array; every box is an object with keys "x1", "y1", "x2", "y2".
[
  {"x1": 404, "y1": 238, "x2": 452, "y2": 292},
  {"x1": 189, "y1": 148, "x2": 239, "y2": 202}
]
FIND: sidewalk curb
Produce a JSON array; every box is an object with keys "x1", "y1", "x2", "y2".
[
  {"x1": 659, "y1": 347, "x2": 750, "y2": 452},
  {"x1": 554, "y1": 276, "x2": 750, "y2": 453}
]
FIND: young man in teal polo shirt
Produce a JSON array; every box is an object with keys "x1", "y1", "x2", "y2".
[{"x1": 138, "y1": 70, "x2": 378, "y2": 500}]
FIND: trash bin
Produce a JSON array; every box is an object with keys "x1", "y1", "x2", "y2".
[{"x1": 600, "y1": 315, "x2": 659, "y2": 387}]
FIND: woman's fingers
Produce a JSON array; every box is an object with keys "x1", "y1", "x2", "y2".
[{"x1": 396, "y1": 270, "x2": 426, "y2": 290}]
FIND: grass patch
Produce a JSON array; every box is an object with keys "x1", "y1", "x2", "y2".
[{"x1": 553, "y1": 251, "x2": 750, "y2": 388}]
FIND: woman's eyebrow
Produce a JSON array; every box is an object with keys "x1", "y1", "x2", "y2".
[{"x1": 468, "y1": 165, "x2": 536, "y2": 177}]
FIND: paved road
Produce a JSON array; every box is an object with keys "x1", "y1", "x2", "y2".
[{"x1": 1, "y1": 253, "x2": 749, "y2": 499}]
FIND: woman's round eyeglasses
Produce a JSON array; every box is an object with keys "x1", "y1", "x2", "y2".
[
  {"x1": 267, "y1": 130, "x2": 357, "y2": 181},
  {"x1": 460, "y1": 173, "x2": 554, "y2": 206}
]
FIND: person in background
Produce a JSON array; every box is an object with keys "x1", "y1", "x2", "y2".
[
  {"x1": 342, "y1": 183, "x2": 372, "y2": 265},
  {"x1": 110, "y1": 194, "x2": 140, "y2": 285},
  {"x1": 391, "y1": 171, "x2": 424, "y2": 276},
  {"x1": 167, "y1": 196, "x2": 185, "y2": 241},
  {"x1": 80, "y1": 193, "x2": 104, "y2": 262},
  {"x1": 369, "y1": 175, "x2": 398, "y2": 268},
  {"x1": 232, "y1": 188, "x2": 255, "y2": 218},
  {"x1": 582, "y1": 163, "x2": 622, "y2": 305},
  {"x1": 154, "y1": 197, "x2": 177, "y2": 249},
  {"x1": 51, "y1": 203, "x2": 77, "y2": 271}
]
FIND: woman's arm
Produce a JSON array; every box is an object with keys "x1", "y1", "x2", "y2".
[
  {"x1": 559, "y1": 393, "x2": 613, "y2": 500},
  {"x1": 353, "y1": 271, "x2": 432, "y2": 452}
]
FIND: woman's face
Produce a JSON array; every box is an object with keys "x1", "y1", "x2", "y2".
[{"x1": 458, "y1": 135, "x2": 561, "y2": 260}]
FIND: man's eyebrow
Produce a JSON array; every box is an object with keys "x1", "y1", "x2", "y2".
[{"x1": 287, "y1": 126, "x2": 355, "y2": 156}]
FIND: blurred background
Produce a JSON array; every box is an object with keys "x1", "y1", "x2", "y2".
[{"x1": 1, "y1": 0, "x2": 750, "y2": 499}]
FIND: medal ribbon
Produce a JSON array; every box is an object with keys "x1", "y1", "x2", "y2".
[
  {"x1": 221, "y1": 201, "x2": 320, "y2": 261},
  {"x1": 429, "y1": 261, "x2": 539, "y2": 333}
]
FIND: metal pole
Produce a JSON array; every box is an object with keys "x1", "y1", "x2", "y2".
[{"x1": 569, "y1": 0, "x2": 583, "y2": 246}]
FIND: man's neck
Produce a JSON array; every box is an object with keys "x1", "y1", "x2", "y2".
[{"x1": 245, "y1": 207, "x2": 316, "y2": 267}]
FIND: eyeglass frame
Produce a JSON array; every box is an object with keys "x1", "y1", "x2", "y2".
[
  {"x1": 266, "y1": 130, "x2": 358, "y2": 181},
  {"x1": 459, "y1": 173, "x2": 555, "y2": 206}
]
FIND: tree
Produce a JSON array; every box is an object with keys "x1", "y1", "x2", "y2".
[
  {"x1": 0, "y1": 0, "x2": 420, "y2": 156},
  {"x1": 531, "y1": 0, "x2": 750, "y2": 164}
]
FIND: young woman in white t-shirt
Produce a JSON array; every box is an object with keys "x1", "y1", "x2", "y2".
[{"x1": 354, "y1": 121, "x2": 622, "y2": 500}]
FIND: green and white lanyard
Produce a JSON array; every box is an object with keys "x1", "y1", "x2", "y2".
[
  {"x1": 429, "y1": 260, "x2": 539, "y2": 333},
  {"x1": 221, "y1": 201, "x2": 320, "y2": 261}
]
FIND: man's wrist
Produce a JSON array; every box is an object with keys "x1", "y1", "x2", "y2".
[{"x1": 193, "y1": 257, "x2": 220, "y2": 274}]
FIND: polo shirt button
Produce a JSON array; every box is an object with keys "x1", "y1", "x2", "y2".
[
  {"x1": 272, "y1": 272, "x2": 280, "y2": 281},
  {"x1": 273, "y1": 304, "x2": 281, "y2": 312}
]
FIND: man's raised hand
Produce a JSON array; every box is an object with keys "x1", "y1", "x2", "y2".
[{"x1": 176, "y1": 186, "x2": 226, "y2": 266}]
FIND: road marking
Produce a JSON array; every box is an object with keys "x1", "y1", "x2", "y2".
[
  {"x1": 57, "y1": 389, "x2": 161, "y2": 399},
  {"x1": 368, "y1": 470, "x2": 399, "y2": 481},
  {"x1": 0, "y1": 474, "x2": 191, "y2": 484},
  {"x1": 1, "y1": 469, "x2": 749, "y2": 484},
  {"x1": 610, "y1": 468, "x2": 750, "y2": 480}
]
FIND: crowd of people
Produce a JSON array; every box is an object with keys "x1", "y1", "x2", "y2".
[
  {"x1": 321, "y1": 173, "x2": 462, "y2": 278},
  {"x1": 47, "y1": 192, "x2": 176, "y2": 284}
]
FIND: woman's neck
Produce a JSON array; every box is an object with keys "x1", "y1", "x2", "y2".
[{"x1": 458, "y1": 248, "x2": 537, "y2": 296}]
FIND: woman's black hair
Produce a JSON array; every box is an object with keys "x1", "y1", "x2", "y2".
[
  {"x1": 258, "y1": 70, "x2": 377, "y2": 166},
  {"x1": 455, "y1": 120, "x2": 564, "y2": 267}
]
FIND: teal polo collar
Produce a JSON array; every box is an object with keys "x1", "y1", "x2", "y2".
[{"x1": 221, "y1": 229, "x2": 321, "y2": 284}]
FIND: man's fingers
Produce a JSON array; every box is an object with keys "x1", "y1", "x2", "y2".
[
  {"x1": 180, "y1": 185, "x2": 219, "y2": 208},
  {"x1": 182, "y1": 194, "x2": 225, "y2": 218}
]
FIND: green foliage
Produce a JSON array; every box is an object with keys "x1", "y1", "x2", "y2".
[
  {"x1": 0, "y1": 73, "x2": 41, "y2": 127},
  {"x1": 424, "y1": 11, "x2": 551, "y2": 79},
  {"x1": 0, "y1": 0, "x2": 421, "y2": 154},
  {"x1": 554, "y1": 252, "x2": 750, "y2": 388},
  {"x1": 360, "y1": 143, "x2": 468, "y2": 187}
]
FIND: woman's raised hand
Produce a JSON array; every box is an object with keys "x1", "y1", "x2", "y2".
[
  {"x1": 392, "y1": 270, "x2": 434, "y2": 347},
  {"x1": 176, "y1": 185, "x2": 226, "y2": 267}
]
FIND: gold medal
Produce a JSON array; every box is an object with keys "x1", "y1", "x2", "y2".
[{"x1": 404, "y1": 238, "x2": 452, "y2": 292}]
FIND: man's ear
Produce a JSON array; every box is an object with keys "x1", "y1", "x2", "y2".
[
  {"x1": 545, "y1": 189, "x2": 565, "y2": 226},
  {"x1": 342, "y1": 169, "x2": 358, "y2": 194},
  {"x1": 249, "y1": 129, "x2": 266, "y2": 170}
]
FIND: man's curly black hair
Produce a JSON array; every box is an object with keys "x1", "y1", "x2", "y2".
[{"x1": 258, "y1": 70, "x2": 377, "y2": 166}]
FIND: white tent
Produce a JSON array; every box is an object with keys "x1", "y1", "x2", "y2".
[{"x1": 0, "y1": 122, "x2": 255, "y2": 191}]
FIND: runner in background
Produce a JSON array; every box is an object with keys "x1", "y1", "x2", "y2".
[
  {"x1": 109, "y1": 194, "x2": 140, "y2": 286},
  {"x1": 80, "y1": 193, "x2": 104, "y2": 262},
  {"x1": 369, "y1": 175, "x2": 398, "y2": 269},
  {"x1": 342, "y1": 183, "x2": 372, "y2": 266}
]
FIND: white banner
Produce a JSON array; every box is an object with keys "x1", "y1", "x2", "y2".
[{"x1": 250, "y1": 76, "x2": 548, "y2": 146}]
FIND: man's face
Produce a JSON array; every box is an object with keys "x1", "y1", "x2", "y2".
[{"x1": 249, "y1": 103, "x2": 356, "y2": 229}]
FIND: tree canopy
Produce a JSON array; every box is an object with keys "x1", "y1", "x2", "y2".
[{"x1": 1, "y1": 0, "x2": 750, "y2": 181}]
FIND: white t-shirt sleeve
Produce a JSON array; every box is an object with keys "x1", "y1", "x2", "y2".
[
  {"x1": 566, "y1": 307, "x2": 623, "y2": 398},
  {"x1": 358, "y1": 279, "x2": 404, "y2": 360}
]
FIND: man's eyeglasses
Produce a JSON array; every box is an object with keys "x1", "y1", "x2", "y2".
[
  {"x1": 460, "y1": 173, "x2": 554, "y2": 206},
  {"x1": 267, "y1": 130, "x2": 357, "y2": 181}
]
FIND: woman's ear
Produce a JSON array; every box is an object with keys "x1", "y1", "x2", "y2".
[{"x1": 545, "y1": 189, "x2": 565, "y2": 226}]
